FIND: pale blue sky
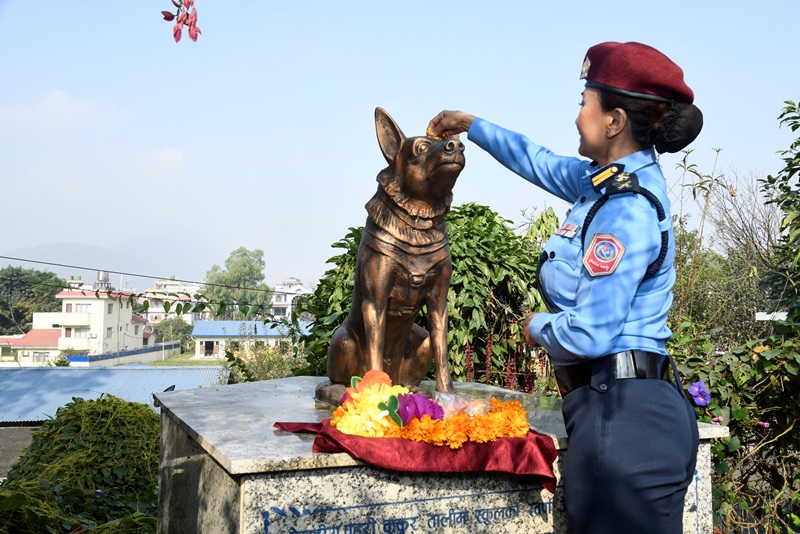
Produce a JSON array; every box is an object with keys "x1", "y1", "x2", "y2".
[{"x1": 0, "y1": 1, "x2": 797, "y2": 290}]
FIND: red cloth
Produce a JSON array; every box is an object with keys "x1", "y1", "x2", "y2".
[{"x1": 274, "y1": 419, "x2": 557, "y2": 493}]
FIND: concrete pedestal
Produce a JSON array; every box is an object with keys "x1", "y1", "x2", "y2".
[{"x1": 155, "y1": 376, "x2": 727, "y2": 533}]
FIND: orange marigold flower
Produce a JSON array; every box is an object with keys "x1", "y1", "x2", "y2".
[{"x1": 332, "y1": 392, "x2": 529, "y2": 447}]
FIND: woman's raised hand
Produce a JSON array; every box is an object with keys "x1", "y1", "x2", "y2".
[{"x1": 427, "y1": 110, "x2": 476, "y2": 139}]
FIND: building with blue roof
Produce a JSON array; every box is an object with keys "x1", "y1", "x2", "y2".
[{"x1": 191, "y1": 320, "x2": 311, "y2": 358}]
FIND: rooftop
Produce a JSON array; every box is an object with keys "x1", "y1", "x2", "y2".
[
  {"x1": 0, "y1": 366, "x2": 228, "y2": 424},
  {"x1": 191, "y1": 320, "x2": 311, "y2": 338}
]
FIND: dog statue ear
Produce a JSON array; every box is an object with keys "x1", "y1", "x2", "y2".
[{"x1": 375, "y1": 107, "x2": 406, "y2": 166}]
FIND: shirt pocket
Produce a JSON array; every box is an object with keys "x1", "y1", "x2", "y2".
[{"x1": 543, "y1": 234, "x2": 584, "y2": 305}]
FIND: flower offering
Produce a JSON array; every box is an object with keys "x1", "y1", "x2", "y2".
[{"x1": 330, "y1": 370, "x2": 530, "y2": 449}]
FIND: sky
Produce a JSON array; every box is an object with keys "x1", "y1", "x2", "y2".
[{"x1": 0, "y1": 1, "x2": 797, "y2": 292}]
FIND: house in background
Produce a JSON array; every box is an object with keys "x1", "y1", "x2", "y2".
[
  {"x1": 32, "y1": 289, "x2": 146, "y2": 357},
  {"x1": 1, "y1": 272, "x2": 148, "y2": 365},
  {"x1": 191, "y1": 320, "x2": 311, "y2": 358},
  {"x1": 140, "y1": 278, "x2": 209, "y2": 326},
  {"x1": 270, "y1": 278, "x2": 313, "y2": 319},
  {"x1": 0, "y1": 335, "x2": 23, "y2": 362},
  {"x1": 0, "y1": 330, "x2": 60, "y2": 363}
]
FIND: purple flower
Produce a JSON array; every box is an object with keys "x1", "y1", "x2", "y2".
[
  {"x1": 688, "y1": 381, "x2": 711, "y2": 407},
  {"x1": 757, "y1": 421, "x2": 770, "y2": 429},
  {"x1": 711, "y1": 416, "x2": 723, "y2": 426},
  {"x1": 397, "y1": 393, "x2": 444, "y2": 425}
]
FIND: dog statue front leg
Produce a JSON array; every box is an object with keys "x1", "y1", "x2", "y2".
[
  {"x1": 361, "y1": 297, "x2": 387, "y2": 373},
  {"x1": 427, "y1": 286, "x2": 454, "y2": 394}
]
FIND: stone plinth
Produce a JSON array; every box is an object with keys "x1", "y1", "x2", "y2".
[{"x1": 155, "y1": 376, "x2": 727, "y2": 534}]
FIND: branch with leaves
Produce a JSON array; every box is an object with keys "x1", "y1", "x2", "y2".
[{"x1": 161, "y1": 0, "x2": 201, "y2": 43}]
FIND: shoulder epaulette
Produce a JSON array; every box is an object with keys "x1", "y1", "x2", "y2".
[{"x1": 590, "y1": 163, "x2": 625, "y2": 192}]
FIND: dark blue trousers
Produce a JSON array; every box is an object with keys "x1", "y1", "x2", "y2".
[{"x1": 560, "y1": 357, "x2": 699, "y2": 534}]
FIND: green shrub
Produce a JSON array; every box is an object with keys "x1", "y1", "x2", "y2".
[
  {"x1": 225, "y1": 343, "x2": 305, "y2": 383},
  {"x1": 671, "y1": 321, "x2": 800, "y2": 532},
  {"x1": 0, "y1": 396, "x2": 159, "y2": 533}
]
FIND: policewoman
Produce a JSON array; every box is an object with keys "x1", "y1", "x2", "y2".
[{"x1": 428, "y1": 42, "x2": 703, "y2": 533}]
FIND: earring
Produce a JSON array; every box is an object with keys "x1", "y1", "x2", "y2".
[{"x1": 606, "y1": 128, "x2": 611, "y2": 134}]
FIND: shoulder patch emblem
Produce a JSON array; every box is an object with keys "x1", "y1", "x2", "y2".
[
  {"x1": 583, "y1": 234, "x2": 625, "y2": 276},
  {"x1": 607, "y1": 172, "x2": 640, "y2": 195}
]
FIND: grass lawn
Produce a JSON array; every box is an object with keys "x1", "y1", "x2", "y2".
[{"x1": 149, "y1": 352, "x2": 227, "y2": 367}]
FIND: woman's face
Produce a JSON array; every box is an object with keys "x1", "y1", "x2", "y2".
[{"x1": 576, "y1": 89, "x2": 612, "y2": 162}]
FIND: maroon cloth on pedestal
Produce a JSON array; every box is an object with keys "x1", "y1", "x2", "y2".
[{"x1": 274, "y1": 419, "x2": 557, "y2": 493}]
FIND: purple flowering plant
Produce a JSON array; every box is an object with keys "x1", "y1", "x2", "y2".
[{"x1": 688, "y1": 381, "x2": 712, "y2": 406}]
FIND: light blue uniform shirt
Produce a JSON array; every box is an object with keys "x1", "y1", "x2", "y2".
[{"x1": 468, "y1": 118, "x2": 675, "y2": 366}]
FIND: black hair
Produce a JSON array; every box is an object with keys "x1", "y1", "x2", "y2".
[{"x1": 598, "y1": 91, "x2": 703, "y2": 153}]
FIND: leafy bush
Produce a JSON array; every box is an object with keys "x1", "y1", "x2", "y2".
[
  {"x1": 671, "y1": 321, "x2": 800, "y2": 532},
  {"x1": 225, "y1": 343, "x2": 305, "y2": 383},
  {"x1": 0, "y1": 396, "x2": 159, "y2": 533},
  {"x1": 761, "y1": 100, "x2": 800, "y2": 324}
]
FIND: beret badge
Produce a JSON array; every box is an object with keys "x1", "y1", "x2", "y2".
[{"x1": 580, "y1": 56, "x2": 590, "y2": 80}]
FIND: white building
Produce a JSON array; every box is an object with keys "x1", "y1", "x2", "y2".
[
  {"x1": 270, "y1": 277, "x2": 313, "y2": 318},
  {"x1": 191, "y1": 320, "x2": 311, "y2": 358},
  {"x1": 31, "y1": 289, "x2": 146, "y2": 359},
  {"x1": 140, "y1": 278, "x2": 209, "y2": 326}
]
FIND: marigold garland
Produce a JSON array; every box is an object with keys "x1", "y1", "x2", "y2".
[{"x1": 329, "y1": 371, "x2": 530, "y2": 449}]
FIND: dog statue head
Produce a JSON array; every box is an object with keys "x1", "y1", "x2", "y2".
[{"x1": 374, "y1": 107, "x2": 465, "y2": 221}]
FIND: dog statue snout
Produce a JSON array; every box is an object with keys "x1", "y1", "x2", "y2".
[{"x1": 444, "y1": 138, "x2": 465, "y2": 155}]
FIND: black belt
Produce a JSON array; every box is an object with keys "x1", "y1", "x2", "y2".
[{"x1": 554, "y1": 350, "x2": 670, "y2": 397}]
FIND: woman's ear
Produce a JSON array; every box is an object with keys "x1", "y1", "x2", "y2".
[{"x1": 607, "y1": 108, "x2": 628, "y2": 138}]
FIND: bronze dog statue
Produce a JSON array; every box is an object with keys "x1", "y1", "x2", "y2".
[{"x1": 325, "y1": 108, "x2": 465, "y2": 396}]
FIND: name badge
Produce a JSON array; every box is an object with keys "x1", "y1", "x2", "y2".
[{"x1": 555, "y1": 223, "x2": 580, "y2": 238}]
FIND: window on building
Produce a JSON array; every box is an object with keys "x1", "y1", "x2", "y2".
[
  {"x1": 107, "y1": 303, "x2": 114, "y2": 314},
  {"x1": 32, "y1": 352, "x2": 49, "y2": 362},
  {"x1": 76, "y1": 303, "x2": 90, "y2": 313},
  {"x1": 106, "y1": 327, "x2": 113, "y2": 339},
  {"x1": 74, "y1": 328, "x2": 90, "y2": 338},
  {"x1": 134, "y1": 325, "x2": 140, "y2": 335},
  {"x1": 66, "y1": 303, "x2": 73, "y2": 312},
  {"x1": 65, "y1": 328, "x2": 72, "y2": 338}
]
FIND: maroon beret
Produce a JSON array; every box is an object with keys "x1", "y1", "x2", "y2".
[{"x1": 580, "y1": 41, "x2": 694, "y2": 104}]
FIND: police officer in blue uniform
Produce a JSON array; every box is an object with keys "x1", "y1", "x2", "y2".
[{"x1": 428, "y1": 41, "x2": 703, "y2": 533}]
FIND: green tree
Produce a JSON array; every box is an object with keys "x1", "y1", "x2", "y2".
[
  {"x1": 203, "y1": 247, "x2": 273, "y2": 320},
  {"x1": 668, "y1": 106, "x2": 800, "y2": 531},
  {"x1": 761, "y1": 100, "x2": 800, "y2": 323},
  {"x1": 671, "y1": 221, "x2": 770, "y2": 347},
  {"x1": 0, "y1": 266, "x2": 65, "y2": 335},
  {"x1": 154, "y1": 316, "x2": 194, "y2": 353},
  {"x1": 670, "y1": 150, "x2": 775, "y2": 348}
]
